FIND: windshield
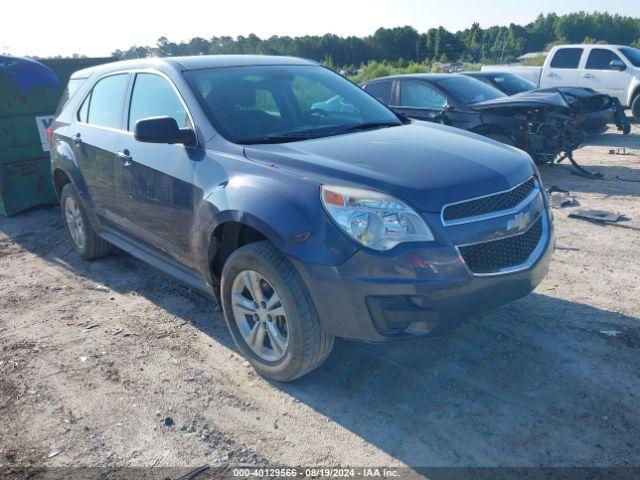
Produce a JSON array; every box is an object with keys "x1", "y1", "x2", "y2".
[
  {"x1": 436, "y1": 76, "x2": 506, "y2": 104},
  {"x1": 489, "y1": 73, "x2": 536, "y2": 95},
  {"x1": 619, "y1": 47, "x2": 640, "y2": 68},
  {"x1": 184, "y1": 65, "x2": 401, "y2": 144}
]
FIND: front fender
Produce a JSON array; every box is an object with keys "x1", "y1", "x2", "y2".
[
  {"x1": 627, "y1": 77, "x2": 640, "y2": 108},
  {"x1": 193, "y1": 169, "x2": 359, "y2": 283}
]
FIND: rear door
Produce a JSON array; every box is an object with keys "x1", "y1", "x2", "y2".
[
  {"x1": 580, "y1": 47, "x2": 630, "y2": 103},
  {"x1": 113, "y1": 72, "x2": 198, "y2": 266},
  {"x1": 542, "y1": 47, "x2": 584, "y2": 88},
  {"x1": 71, "y1": 73, "x2": 130, "y2": 223},
  {"x1": 393, "y1": 80, "x2": 448, "y2": 123}
]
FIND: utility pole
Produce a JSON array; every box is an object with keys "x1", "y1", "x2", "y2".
[
  {"x1": 416, "y1": 40, "x2": 420, "y2": 63},
  {"x1": 500, "y1": 28, "x2": 508, "y2": 64}
]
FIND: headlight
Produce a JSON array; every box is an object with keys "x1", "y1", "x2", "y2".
[{"x1": 321, "y1": 185, "x2": 434, "y2": 251}]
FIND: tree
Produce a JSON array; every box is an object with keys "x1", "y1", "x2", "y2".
[{"x1": 111, "y1": 12, "x2": 640, "y2": 67}]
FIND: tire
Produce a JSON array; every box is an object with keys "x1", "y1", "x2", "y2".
[
  {"x1": 631, "y1": 94, "x2": 640, "y2": 123},
  {"x1": 60, "y1": 183, "x2": 111, "y2": 260},
  {"x1": 221, "y1": 241, "x2": 334, "y2": 382},
  {"x1": 485, "y1": 132, "x2": 516, "y2": 146}
]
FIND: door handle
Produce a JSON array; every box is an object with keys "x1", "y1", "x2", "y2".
[
  {"x1": 581, "y1": 73, "x2": 593, "y2": 78},
  {"x1": 117, "y1": 150, "x2": 133, "y2": 167},
  {"x1": 547, "y1": 72, "x2": 557, "y2": 77},
  {"x1": 73, "y1": 133, "x2": 82, "y2": 145}
]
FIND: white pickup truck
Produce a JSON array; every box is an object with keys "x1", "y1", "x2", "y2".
[{"x1": 482, "y1": 44, "x2": 640, "y2": 121}]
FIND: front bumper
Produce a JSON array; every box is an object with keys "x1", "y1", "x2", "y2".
[
  {"x1": 576, "y1": 106, "x2": 616, "y2": 132},
  {"x1": 290, "y1": 212, "x2": 554, "y2": 342}
]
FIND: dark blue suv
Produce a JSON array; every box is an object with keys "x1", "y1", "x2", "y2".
[{"x1": 50, "y1": 56, "x2": 553, "y2": 381}]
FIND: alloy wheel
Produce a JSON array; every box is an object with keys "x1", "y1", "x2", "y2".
[
  {"x1": 230, "y1": 270, "x2": 289, "y2": 362},
  {"x1": 64, "y1": 196, "x2": 86, "y2": 251}
]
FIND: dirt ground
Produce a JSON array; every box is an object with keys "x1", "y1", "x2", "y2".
[{"x1": 1, "y1": 123, "x2": 639, "y2": 471}]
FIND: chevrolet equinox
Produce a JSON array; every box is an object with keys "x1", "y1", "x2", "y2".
[{"x1": 50, "y1": 56, "x2": 554, "y2": 381}]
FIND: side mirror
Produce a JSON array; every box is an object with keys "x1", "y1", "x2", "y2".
[
  {"x1": 134, "y1": 116, "x2": 195, "y2": 146},
  {"x1": 609, "y1": 59, "x2": 626, "y2": 71}
]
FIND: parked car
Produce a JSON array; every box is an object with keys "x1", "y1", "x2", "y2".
[
  {"x1": 50, "y1": 56, "x2": 553, "y2": 381},
  {"x1": 481, "y1": 44, "x2": 640, "y2": 121},
  {"x1": 361, "y1": 73, "x2": 627, "y2": 164},
  {"x1": 463, "y1": 71, "x2": 630, "y2": 134},
  {"x1": 462, "y1": 71, "x2": 540, "y2": 95}
]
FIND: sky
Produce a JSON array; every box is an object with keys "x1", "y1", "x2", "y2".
[{"x1": 2, "y1": 0, "x2": 640, "y2": 58}]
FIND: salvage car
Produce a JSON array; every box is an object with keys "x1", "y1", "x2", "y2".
[
  {"x1": 463, "y1": 71, "x2": 631, "y2": 134},
  {"x1": 361, "y1": 73, "x2": 628, "y2": 166},
  {"x1": 50, "y1": 56, "x2": 553, "y2": 381},
  {"x1": 481, "y1": 44, "x2": 640, "y2": 122},
  {"x1": 462, "y1": 71, "x2": 538, "y2": 95}
]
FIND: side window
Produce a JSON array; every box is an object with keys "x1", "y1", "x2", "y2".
[
  {"x1": 364, "y1": 82, "x2": 392, "y2": 104},
  {"x1": 77, "y1": 95, "x2": 90, "y2": 123},
  {"x1": 550, "y1": 48, "x2": 583, "y2": 69},
  {"x1": 586, "y1": 49, "x2": 624, "y2": 70},
  {"x1": 254, "y1": 89, "x2": 280, "y2": 117},
  {"x1": 128, "y1": 73, "x2": 190, "y2": 131},
  {"x1": 399, "y1": 81, "x2": 447, "y2": 109},
  {"x1": 80, "y1": 74, "x2": 129, "y2": 129},
  {"x1": 291, "y1": 76, "x2": 363, "y2": 120},
  {"x1": 86, "y1": 74, "x2": 129, "y2": 129}
]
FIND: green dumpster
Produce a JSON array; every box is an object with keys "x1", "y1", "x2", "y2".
[{"x1": 0, "y1": 56, "x2": 111, "y2": 216}]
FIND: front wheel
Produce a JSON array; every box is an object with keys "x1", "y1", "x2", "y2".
[
  {"x1": 221, "y1": 241, "x2": 333, "y2": 382},
  {"x1": 631, "y1": 94, "x2": 640, "y2": 123}
]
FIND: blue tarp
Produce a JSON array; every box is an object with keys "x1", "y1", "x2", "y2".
[{"x1": 0, "y1": 55, "x2": 60, "y2": 94}]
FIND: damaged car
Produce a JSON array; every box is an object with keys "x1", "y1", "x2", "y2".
[
  {"x1": 50, "y1": 56, "x2": 554, "y2": 381},
  {"x1": 361, "y1": 74, "x2": 630, "y2": 171},
  {"x1": 462, "y1": 71, "x2": 631, "y2": 134}
]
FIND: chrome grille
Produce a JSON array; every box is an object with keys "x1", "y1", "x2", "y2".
[
  {"x1": 458, "y1": 216, "x2": 544, "y2": 274},
  {"x1": 443, "y1": 177, "x2": 536, "y2": 223}
]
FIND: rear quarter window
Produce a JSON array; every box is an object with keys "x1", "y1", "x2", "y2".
[
  {"x1": 55, "y1": 77, "x2": 87, "y2": 116},
  {"x1": 550, "y1": 48, "x2": 583, "y2": 69}
]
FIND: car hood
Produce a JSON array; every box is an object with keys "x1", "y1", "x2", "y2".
[
  {"x1": 471, "y1": 86, "x2": 611, "y2": 111},
  {"x1": 243, "y1": 122, "x2": 534, "y2": 212}
]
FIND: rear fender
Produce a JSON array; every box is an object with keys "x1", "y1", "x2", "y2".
[{"x1": 50, "y1": 135, "x2": 91, "y2": 203}]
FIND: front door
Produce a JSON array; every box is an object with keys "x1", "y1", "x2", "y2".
[
  {"x1": 393, "y1": 80, "x2": 448, "y2": 123},
  {"x1": 113, "y1": 72, "x2": 198, "y2": 267},
  {"x1": 580, "y1": 48, "x2": 630, "y2": 103}
]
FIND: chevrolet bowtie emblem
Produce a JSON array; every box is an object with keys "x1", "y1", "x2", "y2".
[{"x1": 507, "y1": 212, "x2": 530, "y2": 232}]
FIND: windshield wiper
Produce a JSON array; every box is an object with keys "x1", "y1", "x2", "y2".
[
  {"x1": 242, "y1": 122, "x2": 401, "y2": 145},
  {"x1": 241, "y1": 132, "x2": 323, "y2": 145},
  {"x1": 332, "y1": 121, "x2": 401, "y2": 135}
]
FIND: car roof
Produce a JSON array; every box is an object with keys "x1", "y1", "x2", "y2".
[
  {"x1": 363, "y1": 73, "x2": 456, "y2": 84},
  {"x1": 70, "y1": 55, "x2": 318, "y2": 79},
  {"x1": 552, "y1": 44, "x2": 627, "y2": 49},
  {"x1": 461, "y1": 72, "x2": 494, "y2": 77}
]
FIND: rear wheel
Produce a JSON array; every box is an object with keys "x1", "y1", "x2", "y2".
[
  {"x1": 221, "y1": 241, "x2": 333, "y2": 382},
  {"x1": 60, "y1": 183, "x2": 111, "y2": 260},
  {"x1": 631, "y1": 94, "x2": 640, "y2": 123}
]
